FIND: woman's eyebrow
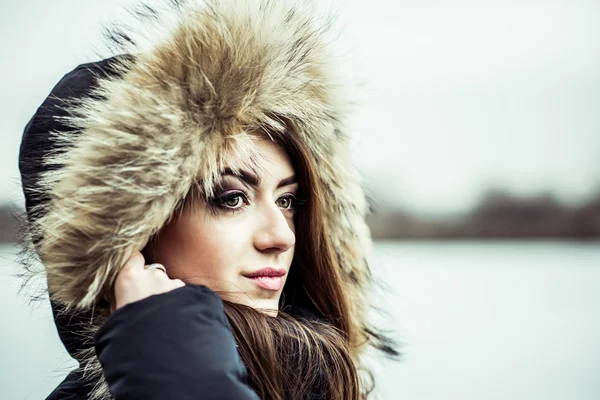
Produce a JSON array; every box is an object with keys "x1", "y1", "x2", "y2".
[
  {"x1": 223, "y1": 168, "x2": 259, "y2": 187},
  {"x1": 277, "y1": 175, "x2": 297, "y2": 189},
  {"x1": 222, "y1": 168, "x2": 296, "y2": 189}
]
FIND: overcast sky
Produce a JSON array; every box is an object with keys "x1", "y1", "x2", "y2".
[{"x1": 1, "y1": 0, "x2": 599, "y2": 214}]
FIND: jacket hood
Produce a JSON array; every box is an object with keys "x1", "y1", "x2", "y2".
[{"x1": 20, "y1": 0, "x2": 390, "y2": 397}]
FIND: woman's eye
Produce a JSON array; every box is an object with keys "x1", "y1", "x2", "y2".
[
  {"x1": 276, "y1": 195, "x2": 295, "y2": 209},
  {"x1": 220, "y1": 193, "x2": 246, "y2": 208}
]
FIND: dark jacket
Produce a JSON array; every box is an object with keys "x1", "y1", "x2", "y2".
[{"x1": 45, "y1": 285, "x2": 259, "y2": 400}]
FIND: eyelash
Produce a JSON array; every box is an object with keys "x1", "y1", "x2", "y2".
[{"x1": 209, "y1": 190, "x2": 303, "y2": 214}]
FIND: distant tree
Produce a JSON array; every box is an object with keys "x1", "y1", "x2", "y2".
[{"x1": 0, "y1": 204, "x2": 22, "y2": 243}]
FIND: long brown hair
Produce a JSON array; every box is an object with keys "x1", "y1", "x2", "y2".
[
  {"x1": 224, "y1": 130, "x2": 361, "y2": 399},
  {"x1": 145, "y1": 129, "x2": 363, "y2": 399}
]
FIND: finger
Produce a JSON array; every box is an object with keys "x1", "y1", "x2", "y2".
[
  {"x1": 172, "y1": 279, "x2": 185, "y2": 288},
  {"x1": 122, "y1": 251, "x2": 145, "y2": 271},
  {"x1": 145, "y1": 263, "x2": 167, "y2": 274}
]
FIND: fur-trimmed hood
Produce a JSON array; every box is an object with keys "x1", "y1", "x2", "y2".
[{"x1": 20, "y1": 0, "x2": 392, "y2": 398}]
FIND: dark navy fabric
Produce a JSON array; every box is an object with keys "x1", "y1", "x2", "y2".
[
  {"x1": 20, "y1": 57, "x2": 131, "y2": 365},
  {"x1": 45, "y1": 370, "x2": 91, "y2": 400},
  {"x1": 19, "y1": 56, "x2": 129, "y2": 227},
  {"x1": 47, "y1": 285, "x2": 259, "y2": 399}
]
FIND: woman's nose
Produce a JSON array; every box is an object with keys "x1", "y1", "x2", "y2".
[{"x1": 253, "y1": 204, "x2": 295, "y2": 253}]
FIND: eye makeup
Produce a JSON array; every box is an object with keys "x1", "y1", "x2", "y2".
[{"x1": 206, "y1": 174, "x2": 305, "y2": 215}]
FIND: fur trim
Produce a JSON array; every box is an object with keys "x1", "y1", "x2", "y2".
[{"x1": 27, "y1": 0, "x2": 382, "y2": 397}]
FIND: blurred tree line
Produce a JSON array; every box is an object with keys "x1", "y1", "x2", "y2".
[
  {"x1": 1, "y1": 188, "x2": 599, "y2": 242},
  {"x1": 0, "y1": 206, "x2": 21, "y2": 243},
  {"x1": 367, "y1": 188, "x2": 600, "y2": 239}
]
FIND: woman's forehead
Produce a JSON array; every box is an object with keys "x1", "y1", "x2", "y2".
[
  {"x1": 222, "y1": 135, "x2": 294, "y2": 181},
  {"x1": 196, "y1": 129, "x2": 300, "y2": 198}
]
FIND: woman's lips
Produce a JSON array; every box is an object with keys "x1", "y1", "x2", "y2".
[
  {"x1": 244, "y1": 267, "x2": 286, "y2": 291},
  {"x1": 250, "y1": 276, "x2": 283, "y2": 291}
]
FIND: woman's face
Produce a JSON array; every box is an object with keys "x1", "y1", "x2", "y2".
[{"x1": 152, "y1": 135, "x2": 297, "y2": 314}]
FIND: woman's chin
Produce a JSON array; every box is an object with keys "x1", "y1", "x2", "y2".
[
  {"x1": 244, "y1": 297, "x2": 281, "y2": 315},
  {"x1": 221, "y1": 293, "x2": 281, "y2": 316}
]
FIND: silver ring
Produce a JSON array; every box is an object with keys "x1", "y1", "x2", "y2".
[{"x1": 145, "y1": 263, "x2": 167, "y2": 274}]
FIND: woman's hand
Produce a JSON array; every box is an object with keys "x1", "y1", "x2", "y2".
[{"x1": 113, "y1": 251, "x2": 185, "y2": 311}]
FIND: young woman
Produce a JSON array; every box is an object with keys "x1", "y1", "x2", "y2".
[{"x1": 18, "y1": 1, "x2": 398, "y2": 399}]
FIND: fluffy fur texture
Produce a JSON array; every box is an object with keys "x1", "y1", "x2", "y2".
[{"x1": 24, "y1": 0, "x2": 384, "y2": 398}]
